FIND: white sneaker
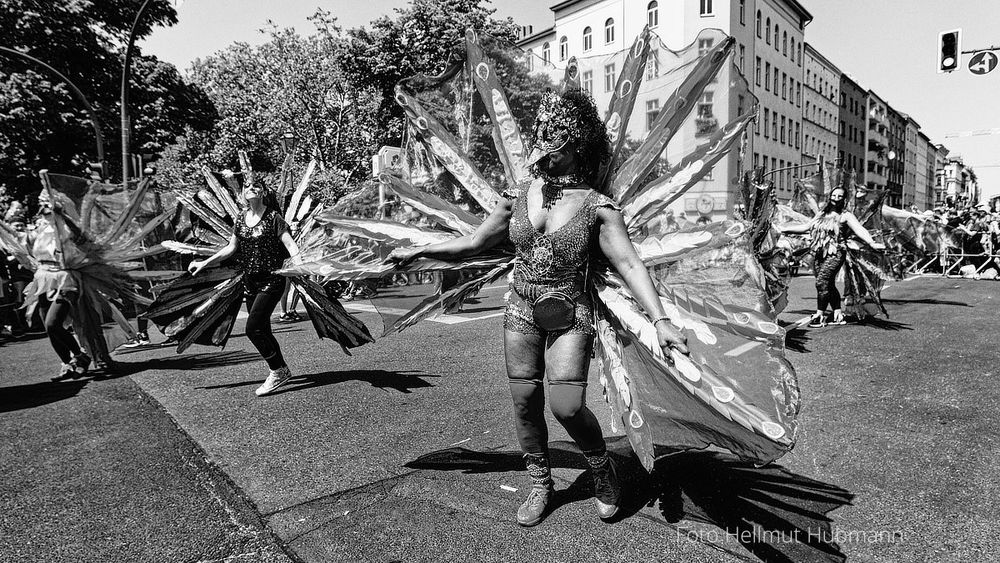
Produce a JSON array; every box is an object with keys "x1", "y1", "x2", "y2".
[{"x1": 255, "y1": 366, "x2": 292, "y2": 396}]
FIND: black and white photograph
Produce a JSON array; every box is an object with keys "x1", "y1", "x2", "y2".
[{"x1": 1, "y1": 0, "x2": 998, "y2": 561}]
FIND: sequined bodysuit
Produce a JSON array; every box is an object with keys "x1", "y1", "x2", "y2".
[
  {"x1": 810, "y1": 213, "x2": 846, "y2": 258},
  {"x1": 503, "y1": 185, "x2": 619, "y2": 336},
  {"x1": 235, "y1": 209, "x2": 289, "y2": 276}
]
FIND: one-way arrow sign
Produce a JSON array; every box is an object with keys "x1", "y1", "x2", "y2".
[{"x1": 969, "y1": 51, "x2": 998, "y2": 75}]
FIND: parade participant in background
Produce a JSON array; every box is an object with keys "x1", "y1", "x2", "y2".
[
  {"x1": 184, "y1": 181, "x2": 300, "y2": 395},
  {"x1": 145, "y1": 161, "x2": 374, "y2": 397},
  {"x1": 780, "y1": 187, "x2": 885, "y2": 326},
  {"x1": 389, "y1": 90, "x2": 689, "y2": 525},
  {"x1": 0, "y1": 172, "x2": 172, "y2": 377}
]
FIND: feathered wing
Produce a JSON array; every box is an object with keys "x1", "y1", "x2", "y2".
[
  {"x1": 31, "y1": 172, "x2": 188, "y2": 364},
  {"x1": 150, "y1": 159, "x2": 373, "y2": 353}
]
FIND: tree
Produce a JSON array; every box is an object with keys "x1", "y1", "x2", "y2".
[
  {"x1": 181, "y1": 12, "x2": 381, "y2": 186},
  {"x1": 0, "y1": 0, "x2": 214, "y2": 202}
]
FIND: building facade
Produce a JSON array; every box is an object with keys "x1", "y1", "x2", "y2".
[
  {"x1": 913, "y1": 129, "x2": 931, "y2": 211},
  {"x1": 933, "y1": 144, "x2": 950, "y2": 206},
  {"x1": 517, "y1": 0, "x2": 811, "y2": 218},
  {"x1": 886, "y1": 105, "x2": 906, "y2": 208},
  {"x1": 863, "y1": 90, "x2": 889, "y2": 193},
  {"x1": 801, "y1": 43, "x2": 839, "y2": 171},
  {"x1": 837, "y1": 74, "x2": 866, "y2": 176},
  {"x1": 901, "y1": 115, "x2": 920, "y2": 209}
]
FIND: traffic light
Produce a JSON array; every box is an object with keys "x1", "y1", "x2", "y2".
[
  {"x1": 938, "y1": 29, "x2": 961, "y2": 73},
  {"x1": 86, "y1": 161, "x2": 106, "y2": 180}
]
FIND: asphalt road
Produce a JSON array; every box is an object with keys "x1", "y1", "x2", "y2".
[{"x1": 1, "y1": 275, "x2": 998, "y2": 562}]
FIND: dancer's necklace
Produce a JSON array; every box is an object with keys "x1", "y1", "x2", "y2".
[{"x1": 541, "y1": 173, "x2": 585, "y2": 208}]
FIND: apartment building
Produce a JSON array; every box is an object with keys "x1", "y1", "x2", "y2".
[
  {"x1": 837, "y1": 74, "x2": 866, "y2": 175},
  {"x1": 518, "y1": 0, "x2": 811, "y2": 218},
  {"x1": 801, "y1": 43, "x2": 839, "y2": 172}
]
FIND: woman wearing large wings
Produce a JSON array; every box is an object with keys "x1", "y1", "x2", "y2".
[{"x1": 287, "y1": 28, "x2": 802, "y2": 527}]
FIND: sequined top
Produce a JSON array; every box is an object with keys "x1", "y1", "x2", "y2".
[
  {"x1": 234, "y1": 209, "x2": 289, "y2": 274},
  {"x1": 810, "y1": 213, "x2": 846, "y2": 256},
  {"x1": 506, "y1": 184, "x2": 619, "y2": 302}
]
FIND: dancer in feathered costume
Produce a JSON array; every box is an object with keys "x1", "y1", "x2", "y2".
[
  {"x1": 781, "y1": 169, "x2": 889, "y2": 324},
  {"x1": 0, "y1": 171, "x2": 178, "y2": 378},
  {"x1": 143, "y1": 153, "x2": 373, "y2": 396},
  {"x1": 284, "y1": 28, "x2": 802, "y2": 526}
]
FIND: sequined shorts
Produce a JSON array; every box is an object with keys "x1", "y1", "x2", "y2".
[{"x1": 502, "y1": 287, "x2": 595, "y2": 337}]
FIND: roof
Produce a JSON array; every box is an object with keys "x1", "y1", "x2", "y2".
[
  {"x1": 515, "y1": 26, "x2": 556, "y2": 47},
  {"x1": 804, "y1": 43, "x2": 842, "y2": 75}
]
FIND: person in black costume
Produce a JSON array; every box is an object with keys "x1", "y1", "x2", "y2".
[{"x1": 187, "y1": 180, "x2": 300, "y2": 396}]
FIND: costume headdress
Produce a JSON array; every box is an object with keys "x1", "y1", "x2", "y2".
[{"x1": 527, "y1": 89, "x2": 610, "y2": 184}]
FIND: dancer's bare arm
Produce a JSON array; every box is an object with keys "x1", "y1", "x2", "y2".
[
  {"x1": 597, "y1": 208, "x2": 688, "y2": 354},
  {"x1": 386, "y1": 199, "x2": 515, "y2": 266},
  {"x1": 188, "y1": 234, "x2": 238, "y2": 276},
  {"x1": 842, "y1": 212, "x2": 885, "y2": 249}
]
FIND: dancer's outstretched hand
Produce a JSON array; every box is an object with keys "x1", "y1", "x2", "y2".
[
  {"x1": 655, "y1": 320, "x2": 688, "y2": 356},
  {"x1": 870, "y1": 242, "x2": 886, "y2": 251},
  {"x1": 187, "y1": 260, "x2": 206, "y2": 276},
  {"x1": 385, "y1": 247, "x2": 420, "y2": 268}
]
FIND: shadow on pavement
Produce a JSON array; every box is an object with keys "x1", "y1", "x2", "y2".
[
  {"x1": 856, "y1": 317, "x2": 912, "y2": 331},
  {"x1": 880, "y1": 298, "x2": 970, "y2": 307},
  {"x1": 0, "y1": 379, "x2": 88, "y2": 413},
  {"x1": 406, "y1": 440, "x2": 853, "y2": 563},
  {"x1": 783, "y1": 327, "x2": 812, "y2": 353},
  {"x1": 198, "y1": 369, "x2": 441, "y2": 394},
  {"x1": 117, "y1": 351, "x2": 262, "y2": 376}
]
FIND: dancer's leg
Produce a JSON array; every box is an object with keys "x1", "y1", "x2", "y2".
[
  {"x1": 245, "y1": 281, "x2": 286, "y2": 370},
  {"x1": 504, "y1": 329, "x2": 548, "y2": 455},
  {"x1": 544, "y1": 332, "x2": 604, "y2": 453},
  {"x1": 41, "y1": 298, "x2": 81, "y2": 363}
]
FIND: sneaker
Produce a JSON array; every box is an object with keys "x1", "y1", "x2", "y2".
[
  {"x1": 276, "y1": 313, "x2": 294, "y2": 322},
  {"x1": 51, "y1": 363, "x2": 76, "y2": 381},
  {"x1": 71, "y1": 352, "x2": 91, "y2": 375},
  {"x1": 587, "y1": 453, "x2": 621, "y2": 520},
  {"x1": 807, "y1": 313, "x2": 826, "y2": 328},
  {"x1": 120, "y1": 331, "x2": 151, "y2": 348},
  {"x1": 830, "y1": 312, "x2": 847, "y2": 325},
  {"x1": 517, "y1": 454, "x2": 553, "y2": 527},
  {"x1": 255, "y1": 366, "x2": 292, "y2": 396}
]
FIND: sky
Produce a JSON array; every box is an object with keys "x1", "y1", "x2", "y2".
[{"x1": 142, "y1": 0, "x2": 1000, "y2": 201}]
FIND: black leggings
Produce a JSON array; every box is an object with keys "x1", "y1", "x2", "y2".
[
  {"x1": 815, "y1": 249, "x2": 846, "y2": 312},
  {"x1": 39, "y1": 296, "x2": 82, "y2": 363},
  {"x1": 244, "y1": 275, "x2": 286, "y2": 370}
]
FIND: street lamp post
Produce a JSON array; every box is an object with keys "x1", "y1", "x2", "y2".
[
  {"x1": 0, "y1": 47, "x2": 105, "y2": 169},
  {"x1": 121, "y1": 0, "x2": 156, "y2": 189}
]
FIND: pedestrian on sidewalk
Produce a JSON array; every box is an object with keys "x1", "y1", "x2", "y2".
[
  {"x1": 389, "y1": 90, "x2": 689, "y2": 527},
  {"x1": 185, "y1": 181, "x2": 301, "y2": 396}
]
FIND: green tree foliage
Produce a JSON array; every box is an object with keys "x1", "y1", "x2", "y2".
[{"x1": 0, "y1": 0, "x2": 215, "y2": 202}]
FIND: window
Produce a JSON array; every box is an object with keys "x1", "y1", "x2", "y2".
[
  {"x1": 700, "y1": 0, "x2": 713, "y2": 16},
  {"x1": 559, "y1": 36, "x2": 568, "y2": 61},
  {"x1": 782, "y1": 72, "x2": 787, "y2": 100},
  {"x1": 738, "y1": 94, "x2": 745, "y2": 116},
  {"x1": 773, "y1": 25, "x2": 779, "y2": 51},
  {"x1": 647, "y1": 1, "x2": 659, "y2": 28},
  {"x1": 754, "y1": 152, "x2": 759, "y2": 169},
  {"x1": 780, "y1": 116, "x2": 786, "y2": 144},
  {"x1": 795, "y1": 122, "x2": 800, "y2": 148},
  {"x1": 840, "y1": 92, "x2": 846, "y2": 107},
  {"x1": 582, "y1": 70, "x2": 593, "y2": 94},
  {"x1": 782, "y1": 31, "x2": 788, "y2": 56},
  {"x1": 646, "y1": 99, "x2": 660, "y2": 131},
  {"x1": 806, "y1": 69, "x2": 810, "y2": 85},
  {"x1": 772, "y1": 157, "x2": 777, "y2": 176},
  {"x1": 790, "y1": 37, "x2": 795, "y2": 61},
  {"x1": 646, "y1": 49, "x2": 659, "y2": 79},
  {"x1": 740, "y1": 0, "x2": 746, "y2": 24},
  {"x1": 526, "y1": 49, "x2": 533, "y2": 71},
  {"x1": 697, "y1": 91, "x2": 714, "y2": 119},
  {"x1": 763, "y1": 108, "x2": 770, "y2": 138},
  {"x1": 765, "y1": 18, "x2": 770, "y2": 44},
  {"x1": 805, "y1": 101, "x2": 810, "y2": 119},
  {"x1": 604, "y1": 63, "x2": 616, "y2": 92},
  {"x1": 756, "y1": 10, "x2": 761, "y2": 37},
  {"x1": 797, "y1": 44, "x2": 802, "y2": 65},
  {"x1": 779, "y1": 160, "x2": 785, "y2": 189},
  {"x1": 765, "y1": 62, "x2": 770, "y2": 91},
  {"x1": 542, "y1": 42, "x2": 550, "y2": 65},
  {"x1": 796, "y1": 82, "x2": 801, "y2": 106},
  {"x1": 772, "y1": 112, "x2": 777, "y2": 139},
  {"x1": 605, "y1": 18, "x2": 615, "y2": 44},
  {"x1": 698, "y1": 38, "x2": 714, "y2": 57},
  {"x1": 773, "y1": 68, "x2": 778, "y2": 93},
  {"x1": 739, "y1": 44, "x2": 745, "y2": 72},
  {"x1": 583, "y1": 26, "x2": 592, "y2": 52},
  {"x1": 755, "y1": 56, "x2": 761, "y2": 85}
]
